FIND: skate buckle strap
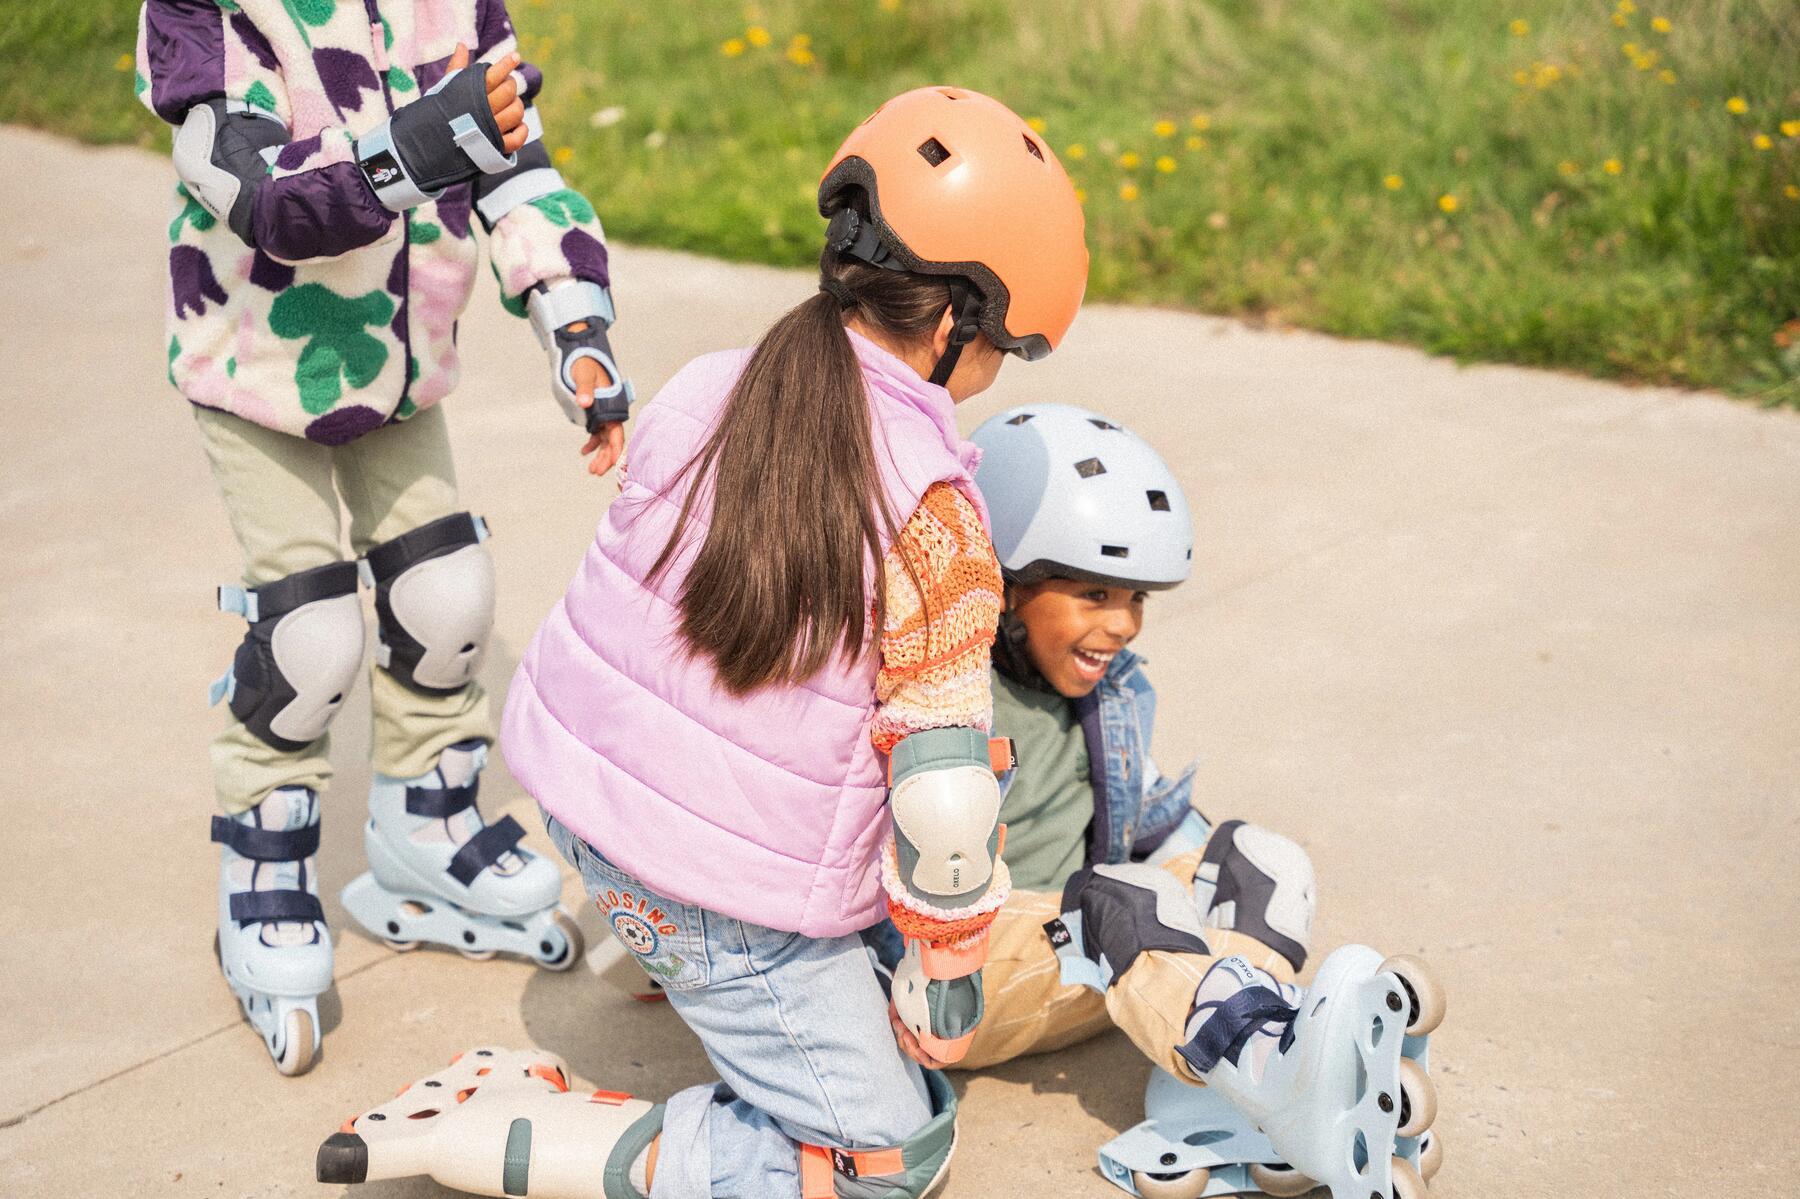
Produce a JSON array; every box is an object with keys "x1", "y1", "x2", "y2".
[
  {"x1": 404, "y1": 779, "x2": 480, "y2": 819},
  {"x1": 228, "y1": 887, "x2": 325, "y2": 928},
  {"x1": 799, "y1": 1143, "x2": 907, "y2": 1198},
  {"x1": 446, "y1": 813, "x2": 527, "y2": 887},
  {"x1": 210, "y1": 814, "x2": 321, "y2": 861},
  {"x1": 1178, "y1": 985, "x2": 1299, "y2": 1077}
]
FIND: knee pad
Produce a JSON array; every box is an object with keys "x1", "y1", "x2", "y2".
[
  {"x1": 211, "y1": 561, "x2": 364, "y2": 752},
  {"x1": 1192, "y1": 821, "x2": 1316, "y2": 973},
  {"x1": 798, "y1": 1068, "x2": 957, "y2": 1199},
  {"x1": 361, "y1": 513, "x2": 495, "y2": 696},
  {"x1": 1045, "y1": 864, "x2": 1211, "y2": 995}
]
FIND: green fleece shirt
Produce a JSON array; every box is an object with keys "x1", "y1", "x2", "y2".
[{"x1": 991, "y1": 669, "x2": 1093, "y2": 891}]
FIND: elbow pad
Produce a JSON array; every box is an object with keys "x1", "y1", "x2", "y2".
[
  {"x1": 172, "y1": 99, "x2": 288, "y2": 246},
  {"x1": 526, "y1": 281, "x2": 634, "y2": 432},
  {"x1": 355, "y1": 65, "x2": 522, "y2": 212}
]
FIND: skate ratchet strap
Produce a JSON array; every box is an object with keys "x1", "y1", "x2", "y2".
[
  {"x1": 447, "y1": 814, "x2": 527, "y2": 886},
  {"x1": 218, "y1": 560, "x2": 359, "y2": 624},
  {"x1": 404, "y1": 780, "x2": 479, "y2": 819},
  {"x1": 228, "y1": 887, "x2": 325, "y2": 927},
  {"x1": 209, "y1": 814, "x2": 321, "y2": 862},
  {"x1": 359, "y1": 512, "x2": 489, "y2": 586},
  {"x1": 1177, "y1": 985, "x2": 1299, "y2": 1076}
]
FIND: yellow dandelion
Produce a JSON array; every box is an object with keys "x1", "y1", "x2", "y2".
[
  {"x1": 1786, "y1": 185, "x2": 1800, "y2": 200},
  {"x1": 1617, "y1": 0, "x2": 1636, "y2": 13},
  {"x1": 1611, "y1": 11, "x2": 1628, "y2": 26},
  {"x1": 1558, "y1": 159, "x2": 1581, "y2": 175},
  {"x1": 1066, "y1": 143, "x2": 1087, "y2": 160},
  {"x1": 1509, "y1": 18, "x2": 1530, "y2": 36},
  {"x1": 786, "y1": 45, "x2": 815, "y2": 66},
  {"x1": 721, "y1": 37, "x2": 746, "y2": 57},
  {"x1": 1633, "y1": 51, "x2": 1659, "y2": 71},
  {"x1": 1027, "y1": 117, "x2": 1047, "y2": 133},
  {"x1": 790, "y1": 33, "x2": 811, "y2": 48},
  {"x1": 1753, "y1": 133, "x2": 1773, "y2": 150},
  {"x1": 1075, "y1": 187, "x2": 1088, "y2": 204},
  {"x1": 1621, "y1": 42, "x2": 1639, "y2": 55},
  {"x1": 1119, "y1": 151, "x2": 1142, "y2": 169},
  {"x1": 1189, "y1": 113, "x2": 1212, "y2": 132},
  {"x1": 115, "y1": 52, "x2": 134, "y2": 72},
  {"x1": 1154, "y1": 119, "x2": 1177, "y2": 138},
  {"x1": 1780, "y1": 120, "x2": 1800, "y2": 138},
  {"x1": 1513, "y1": 69, "x2": 1531, "y2": 87},
  {"x1": 552, "y1": 145, "x2": 574, "y2": 166},
  {"x1": 1156, "y1": 155, "x2": 1177, "y2": 173},
  {"x1": 1541, "y1": 64, "x2": 1564, "y2": 84},
  {"x1": 1603, "y1": 158, "x2": 1623, "y2": 174},
  {"x1": 1381, "y1": 174, "x2": 1402, "y2": 191},
  {"x1": 745, "y1": 25, "x2": 770, "y2": 47},
  {"x1": 1186, "y1": 135, "x2": 1206, "y2": 151},
  {"x1": 1726, "y1": 96, "x2": 1748, "y2": 114},
  {"x1": 1119, "y1": 182, "x2": 1140, "y2": 202},
  {"x1": 1438, "y1": 194, "x2": 1459, "y2": 213},
  {"x1": 879, "y1": 0, "x2": 900, "y2": 10},
  {"x1": 1659, "y1": 69, "x2": 1678, "y2": 84},
  {"x1": 1650, "y1": 15, "x2": 1671, "y2": 32}
]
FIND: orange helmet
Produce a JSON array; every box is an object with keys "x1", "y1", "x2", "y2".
[{"x1": 819, "y1": 86, "x2": 1089, "y2": 364}]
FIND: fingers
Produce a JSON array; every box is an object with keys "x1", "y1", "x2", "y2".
[
  {"x1": 488, "y1": 74, "x2": 518, "y2": 115},
  {"x1": 449, "y1": 42, "x2": 470, "y2": 70},
  {"x1": 484, "y1": 52, "x2": 520, "y2": 92},
  {"x1": 494, "y1": 97, "x2": 526, "y2": 136},
  {"x1": 586, "y1": 424, "x2": 624, "y2": 477},
  {"x1": 503, "y1": 125, "x2": 529, "y2": 153}
]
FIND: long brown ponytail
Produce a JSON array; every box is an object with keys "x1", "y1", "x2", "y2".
[{"x1": 649, "y1": 246, "x2": 955, "y2": 695}]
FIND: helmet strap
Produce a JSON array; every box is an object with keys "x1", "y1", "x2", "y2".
[{"x1": 928, "y1": 279, "x2": 984, "y2": 388}]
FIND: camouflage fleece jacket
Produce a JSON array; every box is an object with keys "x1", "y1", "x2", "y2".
[{"x1": 136, "y1": 0, "x2": 610, "y2": 445}]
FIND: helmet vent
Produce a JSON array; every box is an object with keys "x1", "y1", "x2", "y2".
[
  {"x1": 1087, "y1": 417, "x2": 1118, "y2": 431},
  {"x1": 1147, "y1": 490, "x2": 1171, "y2": 511},
  {"x1": 917, "y1": 138, "x2": 951, "y2": 167},
  {"x1": 1006, "y1": 413, "x2": 1035, "y2": 425},
  {"x1": 1022, "y1": 134, "x2": 1044, "y2": 161},
  {"x1": 1100, "y1": 545, "x2": 1130, "y2": 559},
  {"x1": 1074, "y1": 457, "x2": 1107, "y2": 479}
]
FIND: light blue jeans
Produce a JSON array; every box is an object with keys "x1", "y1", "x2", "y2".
[{"x1": 544, "y1": 813, "x2": 937, "y2": 1199}]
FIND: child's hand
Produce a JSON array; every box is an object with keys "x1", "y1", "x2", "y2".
[
  {"x1": 579, "y1": 419, "x2": 625, "y2": 477},
  {"x1": 446, "y1": 43, "x2": 529, "y2": 155},
  {"x1": 889, "y1": 1003, "x2": 954, "y2": 1070}
]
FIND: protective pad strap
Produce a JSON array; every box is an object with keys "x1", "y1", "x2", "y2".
[
  {"x1": 799, "y1": 1068, "x2": 958, "y2": 1198},
  {"x1": 1177, "y1": 985, "x2": 1298, "y2": 1076},
  {"x1": 210, "y1": 814, "x2": 321, "y2": 862},
  {"x1": 228, "y1": 888, "x2": 326, "y2": 927},
  {"x1": 473, "y1": 142, "x2": 563, "y2": 228},
  {"x1": 404, "y1": 780, "x2": 479, "y2": 819},
  {"x1": 601, "y1": 1104, "x2": 666, "y2": 1199},
  {"x1": 447, "y1": 814, "x2": 526, "y2": 887},
  {"x1": 888, "y1": 725, "x2": 991, "y2": 786},
  {"x1": 1053, "y1": 865, "x2": 1212, "y2": 989},
  {"x1": 221, "y1": 560, "x2": 359, "y2": 624},
  {"x1": 363, "y1": 512, "x2": 487, "y2": 582}
]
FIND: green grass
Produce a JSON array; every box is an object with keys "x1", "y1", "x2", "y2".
[{"x1": 7, "y1": 0, "x2": 1798, "y2": 402}]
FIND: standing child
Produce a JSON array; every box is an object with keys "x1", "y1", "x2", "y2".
[
  {"x1": 318, "y1": 85, "x2": 1087, "y2": 1199},
  {"x1": 138, "y1": 0, "x2": 632, "y2": 1075}
]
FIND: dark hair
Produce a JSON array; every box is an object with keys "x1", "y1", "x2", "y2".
[{"x1": 649, "y1": 247, "x2": 954, "y2": 694}]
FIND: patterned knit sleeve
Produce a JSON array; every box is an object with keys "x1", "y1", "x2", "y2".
[{"x1": 870, "y1": 482, "x2": 1004, "y2": 755}]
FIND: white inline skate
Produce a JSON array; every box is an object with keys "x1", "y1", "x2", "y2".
[
  {"x1": 1105, "y1": 947, "x2": 1445, "y2": 1199},
  {"x1": 340, "y1": 740, "x2": 583, "y2": 969},
  {"x1": 212, "y1": 786, "x2": 333, "y2": 1076}
]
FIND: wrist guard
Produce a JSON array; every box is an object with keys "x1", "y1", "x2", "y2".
[
  {"x1": 526, "y1": 280, "x2": 633, "y2": 432},
  {"x1": 356, "y1": 66, "x2": 518, "y2": 212}
]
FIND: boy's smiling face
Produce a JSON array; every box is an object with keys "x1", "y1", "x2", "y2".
[{"x1": 1011, "y1": 578, "x2": 1148, "y2": 697}]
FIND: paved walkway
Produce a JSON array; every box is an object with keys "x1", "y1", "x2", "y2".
[{"x1": 3, "y1": 127, "x2": 1796, "y2": 1197}]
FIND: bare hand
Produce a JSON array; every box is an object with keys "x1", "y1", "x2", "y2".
[
  {"x1": 889, "y1": 1003, "x2": 953, "y2": 1070},
  {"x1": 447, "y1": 43, "x2": 528, "y2": 154}
]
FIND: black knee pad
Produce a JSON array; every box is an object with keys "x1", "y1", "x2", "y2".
[
  {"x1": 1048, "y1": 864, "x2": 1212, "y2": 991},
  {"x1": 212, "y1": 561, "x2": 364, "y2": 752},
  {"x1": 362, "y1": 513, "x2": 495, "y2": 696},
  {"x1": 1193, "y1": 820, "x2": 1316, "y2": 973}
]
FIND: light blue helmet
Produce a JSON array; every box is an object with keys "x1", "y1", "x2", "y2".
[{"x1": 970, "y1": 403, "x2": 1193, "y2": 590}]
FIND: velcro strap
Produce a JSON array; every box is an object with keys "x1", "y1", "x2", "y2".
[
  {"x1": 1178, "y1": 986, "x2": 1298, "y2": 1077},
  {"x1": 404, "y1": 780, "x2": 479, "y2": 819},
  {"x1": 210, "y1": 814, "x2": 321, "y2": 861},
  {"x1": 988, "y1": 737, "x2": 1016, "y2": 774},
  {"x1": 800, "y1": 1141, "x2": 907, "y2": 1196},
  {"x1": 363, "y1": 512, "x2": 486, "y2": 582},
  {"x1": 223, "y1": 560, "x2": 359, "y2": 623},
  {"x1": 228, "y1": 888, "x2": 325, "y2": 927},
  {"x1": 447, "y1": 814, "x2": 526, "y2": 886}
]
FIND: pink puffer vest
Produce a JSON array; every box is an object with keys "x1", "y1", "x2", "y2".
[{"x1": 502, "y1": 331, "x2": 987, "y2": 936}]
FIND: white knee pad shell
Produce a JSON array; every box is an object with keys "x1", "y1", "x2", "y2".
[
  {"x1": 362, "y1": 513, "x2": 495, "y2": 696},
  {"x1": 970, "y1": 403, "x2": 1193, "y2": 590},
  {"x1": 1192, "y1": 820, "x2": 1317, "y2": 974},
  {"x1": 211, "y1": 561, "x2": 364, "y2": 752}
]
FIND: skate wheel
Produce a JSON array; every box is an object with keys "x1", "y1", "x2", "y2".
[
  {"x1": 1416, "y1": 1129, "x2": 1443, "y2": 1182},
  {"x1": 458, "y1": 946, "x2": 498, "y2": 962},
  {"x1": 1247, "y1": 1162, "x2": 1316, "y2": 1196},
  {"x1": 1131, "y1": 1166, "x2": 1211, "y2": 1199},
  {"x1": 382, "y1": 937, "x2": 420, "y2": 953},
  {"x1": 1378, "y1": 956, "x2": 1445, "y2": 1037},
  {"x1": 534, "y1": 910, "x2": 584, "y2": 972},
  {"x1": 1395, "y1": 1056, "x2": 1437, "y2": 1138},
  {"x1": 274, "y1": 1009, "x2": 316, "y2": 1077},
  {"x1": 1389, "y1": 1155, "x2": 1427, "y2": 1199}
]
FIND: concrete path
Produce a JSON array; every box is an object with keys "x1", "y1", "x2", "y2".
[{"x1": 2, "y1": 126, "x2": 1796, "y2": 1198}]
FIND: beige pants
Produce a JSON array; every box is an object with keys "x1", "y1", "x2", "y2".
[
  {"x1": 195, "y1": 404, "x2": 491, "y2": 813},
  {"x1": 957, "y1": 844, "x2": 1298, "y2": 1079}
]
